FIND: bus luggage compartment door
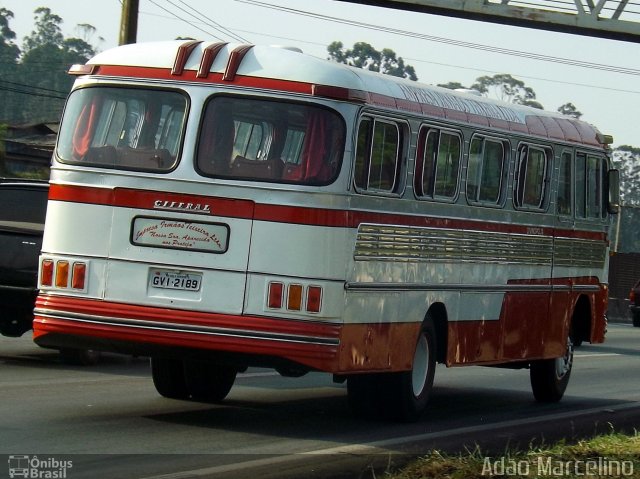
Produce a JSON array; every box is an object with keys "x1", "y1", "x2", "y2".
[{"x1": 105, "y1": 192, "x2": 255, "y2": 315}]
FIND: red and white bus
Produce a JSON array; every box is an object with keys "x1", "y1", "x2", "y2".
[{"x1": 33, "y1": 41, "x2": 619, "y2": 421}]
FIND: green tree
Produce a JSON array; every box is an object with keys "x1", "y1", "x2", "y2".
[
  {"x1": 436, "y1": 81, "x2": 469, "y2": 90},
  {"x1": 18, "y1": 8, "x2": 97, "y2": 123},
  {"x1": 23, "y1": 7, "x2": 65, "y2": 51},
  {"x1": 0, "y1": 8, "x2": 21, "y2": 123},
  {"x1": 613, "y1": 145, "x2": 640, "y2": 206},
  {"x1": 327, "y1": 41, "x2": 417, "y2": 81},
  {"x1": 471, "y1": 73, "x2": 542, "y2": 108},
  {"x1": 557, "y1": 102, "x2": 582, "y2": 119}
]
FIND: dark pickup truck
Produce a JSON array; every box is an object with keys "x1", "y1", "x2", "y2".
[
  {"x1": 0, "y1": 179, "x2": 47, "y2": 337},
  {"x1": 0, "y1": 179, "x2": 99, "y2": 363}
]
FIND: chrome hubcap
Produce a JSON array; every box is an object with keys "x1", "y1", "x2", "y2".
[{"x1": 412, "y1": 333, "x2": 429, "y2": 397}]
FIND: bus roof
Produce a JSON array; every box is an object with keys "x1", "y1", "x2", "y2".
[{"x1": 78, "y1": 41, "x2": 609, "y2": 148}]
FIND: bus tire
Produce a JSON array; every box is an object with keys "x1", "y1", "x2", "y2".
[
  {"x1": 530, "y1": 335, "x2": 573, "y2": 402},
  {"x1": 59, "y1": 348, "x2": 101, "y2": 366},
  {"x1": 151, "y1": 357, "x2": 190, "y2": 400},
  {"x1": 183, "y1": 359, "x2": 237, "y2": 403},
  {"x1": 386, "y1": 319, "x2": 437, "y2": 422},
  {"x1": 347, "y1": 373, "x2": 383, "y2": 419}
]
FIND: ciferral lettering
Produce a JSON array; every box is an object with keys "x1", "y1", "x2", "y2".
[{"x1": 153, "y1": 200, "x2": 211, "y2": 214}]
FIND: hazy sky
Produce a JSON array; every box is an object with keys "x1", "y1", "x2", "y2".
[{"x1": 5, "y1": 0, "x2": 640, "y2": 147}]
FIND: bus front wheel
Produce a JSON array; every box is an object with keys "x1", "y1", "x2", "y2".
[{"x1": 530, "y1": 335, "x2": 573, "y2": 402}]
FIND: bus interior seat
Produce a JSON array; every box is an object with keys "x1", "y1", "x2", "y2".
[
  {"x1": 230, "y1": 155, "x2": 284, "y2": 180},
  {"x1": 83, "y1": 146, "x2": 117, "y2": 165},
  {"x1": 116, "y1": 148, "x2": 172, "y2": 169}
]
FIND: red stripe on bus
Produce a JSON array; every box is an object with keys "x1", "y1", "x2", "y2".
[
  {"x1": 89, "y1": 65, "x2": 601, "y2": 146},
  {"x1": 33, "y1": 295, "x2": 342, "y2": 371},
  {"x1": 95, "y1": 65, "x2": 314, "y2": 95},
  {"x1": 48, "y1": 184, "x2": 255, "y2": 220},
  {"x1": 47, "y1": 183, "x2": 607, "y2": 241},
  {"x1": 35, "y1": 295, "x2": 341, "y2": 339}
]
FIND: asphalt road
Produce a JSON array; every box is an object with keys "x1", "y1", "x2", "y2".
[{"x1": 1, "y1": 323, "x2": 639, "y2": 479}]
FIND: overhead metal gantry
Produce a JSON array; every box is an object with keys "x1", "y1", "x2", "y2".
[{"x1": 336, "y1": 0, "x2": 640, "y2": 42}]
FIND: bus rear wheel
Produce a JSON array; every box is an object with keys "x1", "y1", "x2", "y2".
[
  {"x1": 530, "y1": 335, "x2": 573, "y2": 402},
  {"x1": 387, "y1": 320, "x2": 437, "y2": 421},
  {"x1": 347, "y1": 320, "x2": 437, "y2": 422},
  {"x1": 151, "y1": 357, "x2": 190, "y2": 400},
  {"x1": 183, "y1": 359, "x2": 237, "y2": 403}
]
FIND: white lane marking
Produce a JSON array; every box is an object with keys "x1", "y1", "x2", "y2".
[{"x1": 138, "y1": 401, "x2": 640, "y2": 479}]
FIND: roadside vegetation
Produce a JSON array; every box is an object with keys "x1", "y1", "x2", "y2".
[{"x1": 387, "y1": 430, "x2": 640, "y2": 479}]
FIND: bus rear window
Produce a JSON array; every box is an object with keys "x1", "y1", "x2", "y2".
[
  {"x1": 57, "y1": 87, "x2": 187, "y2": 171},
  {"x1": 196, "y1": 96, "x2": 345, "y2": 185}
]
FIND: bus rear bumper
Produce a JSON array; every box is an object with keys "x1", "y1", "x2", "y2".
[{"x1": 33, "y1": 294, "x2": 342, "y2": 372}]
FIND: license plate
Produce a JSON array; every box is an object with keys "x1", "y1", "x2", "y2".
[{"x1": 149, "y1": 269, "x2": 202, "y2": 291}]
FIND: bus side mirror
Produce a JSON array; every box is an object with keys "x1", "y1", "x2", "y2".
[{"x1": 607, "y1": 169, "x2": 620, "y2": 214}]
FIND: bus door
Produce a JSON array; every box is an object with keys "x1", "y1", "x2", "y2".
[{"x1": 107, "y1": 188, "x2": 255, "y2": 316}]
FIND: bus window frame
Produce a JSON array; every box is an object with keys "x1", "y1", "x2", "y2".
[
  {"x1": 194, "y1": 93, "x2": 346, "y2": 187},
  {"x1": 465, "y1": 133, "x2": 510, "y2": 208},
  {"x1": 353, "y1": 113, "x2": 407, "y2": 197},
  {"x1": 586, "y1": 152, "x2": 608, "y2": 220},
  {"x1": 55, "y1": 84, "x2": 190, "y2": 174},
  {"x1": 414, "y1": 124, "x2": 462, "y2": 203},
  {"x1": 513, "y1": 142, "x2": 552, "y2": 212},
  {"x1": 575, "y1": 150, "x2": 608, "y2": 222},
  {"x1": 557, "y1": 149, "x2": 574, "y2": 218}
]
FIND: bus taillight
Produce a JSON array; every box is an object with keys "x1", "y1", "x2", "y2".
[
  {"x1": 40, "y1": 259, "x2": 54, "y2": 287},
  {"x1": 55, "y1": 261, "x2": 70, "y2": 288},
  {"x1": 268, "y1": 282, "x2": 284, "y2": 309},
  {"x1": 306, "y1": 286, "x2": 322, "y2": 313},
  {"x1": 267, "y1": 281, "x2": 322, "y2": 313},
  {"x1": 40, "y1": 258, "x2": 88, "y2": 291},
  {"x1": 287, "y1": 284, "x2": 303, "y2": 311},
  {"x1": 72, "y1": 263, "x2": 87, "y2": 290}
]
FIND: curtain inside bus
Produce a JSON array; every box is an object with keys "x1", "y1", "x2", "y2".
[{"x1": 196, "y1": 96, "x2": 345, "y2": 186}]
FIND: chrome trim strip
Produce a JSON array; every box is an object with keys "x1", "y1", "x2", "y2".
[
  {"x1": 344, "y1": 282, "x2": 600, "y2": 293},
  {"x1": 353, "y1": 224, "x2": 607, "y2": 269},
  {"x1": 34, "y1": 309, "x2": 340, "y2": 346},
  {"x1": 571, "y1": 284, "x2": 602, "y2": 292}
]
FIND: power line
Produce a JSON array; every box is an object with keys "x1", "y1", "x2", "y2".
[
  {"x1": 235, "y1": 0, "x2": 640, "y2": 77},
  {"x1": 146, "y1": 0, "x2": 225, "y2": 41},
  {"x1": 173, "y1": 0, "x2": 248, "y2": 42},
  {"x1": 0, "y1": 85, "x2": 66, "y2": 100},
  {"x1": 0, "y1": 79, "x2": 69, "y2": 96},
  {"x1": 144, "y1": 0, "x2": 248, "y2": 43}
]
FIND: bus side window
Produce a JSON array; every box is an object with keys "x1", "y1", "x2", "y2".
[
  {"x1": 466, "y1": 136, "x2": 507, "y2": 205},
  {"x1": 586, "y1": 154, "x2": 606, "y2": 219},
  {"x1": 575, "y1": 153, "x2": 586, "y2": 219},
  {"x1": 513, "y1": 144, "x2": 550, "y2": 210},
  {"x1": 197, "y1": 96, "x2": 344, "y2": 185},
  {"x1": 414, "y1": 127, "x2": 461, "y2": 201},
  {"x1": 557, "y1": 151, "x2": 573, "y2": 216},
  {"x1": 354, "y1": 116, "x2": 402, "y2": 194}
]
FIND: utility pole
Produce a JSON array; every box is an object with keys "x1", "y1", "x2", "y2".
[{"x1": 119, "y1": 0, "x2": 140, "y2": 45}]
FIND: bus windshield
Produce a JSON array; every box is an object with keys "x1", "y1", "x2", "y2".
[
  {"x1": 57, "y1": 87, "x2": 188, "y2": 172},
  {"x1": 196, "y1": 96, "x2": 345, "y2": 186}
]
